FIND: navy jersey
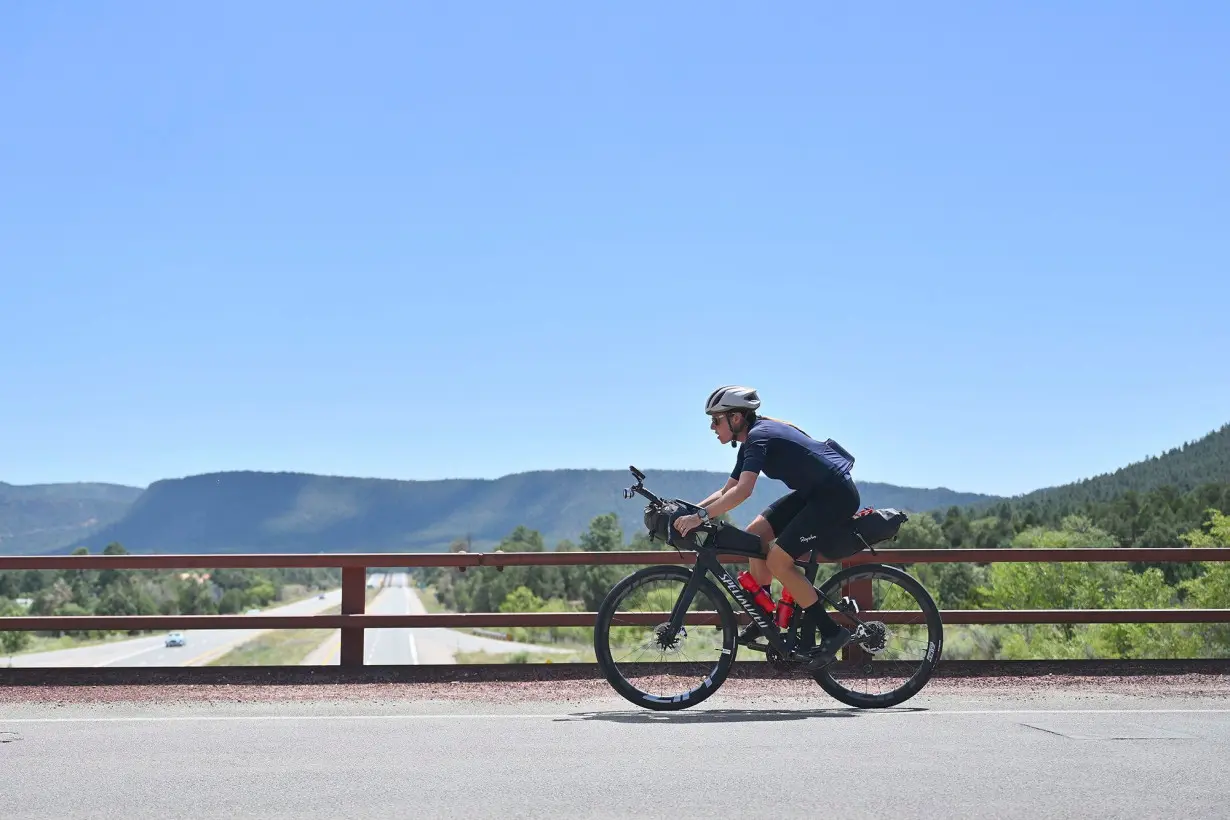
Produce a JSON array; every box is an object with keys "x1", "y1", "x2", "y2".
[{"x1": 730, "y1": 418, "x2": 853, "y2": 493}]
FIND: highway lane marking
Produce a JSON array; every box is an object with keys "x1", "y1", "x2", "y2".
[
  {"x1": 404, "y1": 585, "x2": 419, "y2": 665},
  {"x1": 83, "y1": 590, "x2": 348, "y2": 669},
  {"x1": 5, "y1": 708, "x2": 1230, "y2": 724},
  {"x1": 93, "y1": 642, "x2": 171, "y2": 668}
]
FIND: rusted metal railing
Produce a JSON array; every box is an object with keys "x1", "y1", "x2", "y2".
[{"x1": 3, "y1": 548, "x2": 1229, "y2": 667}]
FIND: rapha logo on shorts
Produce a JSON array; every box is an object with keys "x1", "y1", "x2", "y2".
[{"x1": 799, "y1": 534, "x2": 817, "y2": 543}]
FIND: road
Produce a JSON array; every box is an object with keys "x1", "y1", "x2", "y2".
[
  {"x1": 2, "y1": 684, "x2": 1229, "y2": 819},
  {"x1": 10, "y1": 572, "x2": 567, "y2": 669},
  {"x1": 306, "y1": 572, "x2": 574, "y2": 665},
  {"x1": 8, "y1": 589, "x2": 342, "y2": 668}
]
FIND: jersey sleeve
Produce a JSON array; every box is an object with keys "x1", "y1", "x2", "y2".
[{"x1": 738, "y1": 430, "x2": 770, "y2": 476}]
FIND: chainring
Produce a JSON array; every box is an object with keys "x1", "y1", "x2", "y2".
[{"x1": 765, "y1": 646, "x2": 793, "y2": 672}]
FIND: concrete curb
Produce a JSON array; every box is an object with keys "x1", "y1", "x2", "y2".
[{"x1": 2, "y1": 659, "x2": 1229, "y2": 687}]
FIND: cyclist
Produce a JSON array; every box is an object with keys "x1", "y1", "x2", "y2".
[{"x1": 673, "y1": 385, "x2": 858, "y2": 669}]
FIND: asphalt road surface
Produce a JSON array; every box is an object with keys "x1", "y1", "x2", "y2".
[
  {"x1": 9, "y1": 590, "x2": 343, "y2": 668},
  {"x1": 3, "y1": 684, "x2": 1229, "y2": 819}
]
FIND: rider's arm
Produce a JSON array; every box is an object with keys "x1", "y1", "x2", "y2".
[
  {"x1": 702, "y1": 471, "x2": 758, "y2": 519},
  {"x1": 697, "y1": 478, "x2": 738, "y2": 508},
  {"x1": 701, "y1": 431, "x2": 767, "y2": 519}
]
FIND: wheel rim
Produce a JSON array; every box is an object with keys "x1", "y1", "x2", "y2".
[
  {"x1": 817, "y1": 567, "x2": 941, "y2": 702},
  {"x1": 601, "y1": 571, "x2": 733, "y2": 704}
]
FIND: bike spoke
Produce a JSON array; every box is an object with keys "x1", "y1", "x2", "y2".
[
  {"x1": 599, "y1": 572, "x2": 734, "y2": 705},
  {"x1": 816, "y1": 566, "x2": 943, "y2": 706}
]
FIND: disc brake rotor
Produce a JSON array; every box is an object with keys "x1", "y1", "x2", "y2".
[
  {"x1": 857, "y1": 621, "x2": 888, "y2": 654},
  {"x1": 650, "y1": 623, "x2": 686, "y2": 654}
]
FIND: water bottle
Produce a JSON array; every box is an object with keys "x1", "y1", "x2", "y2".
[
  {"x1": 774, "y1": 587, "x2": 795, "y2": 629},
  {"x1": 736, "y1": 571, "x2": 775, "y2": 615}
]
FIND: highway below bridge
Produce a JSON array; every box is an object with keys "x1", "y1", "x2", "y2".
[
  {"x1": 7, "y1": 572, "x2": 565, "y2": 668},
  {"x1": 2, "y1": 675, "x2": 1228, "y2": 819}
]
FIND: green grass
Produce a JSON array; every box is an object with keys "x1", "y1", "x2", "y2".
[
  {"x1": 416, "y1": 585, "x2": 446, "y2": 613},
  {"x1": 205, "y1": 588, "x2": 381, "y2": 666},
  {"x1": 206, "y1": 627, "x2": 337, "y2": 666},
  {"x1": 454, "y1": 648, "x2": 590, "y2": 664},
  {"x1": 14, "y1": 632, "x2": 139, "y2": 656}
]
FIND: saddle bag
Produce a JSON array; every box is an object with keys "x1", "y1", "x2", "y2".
[
  {"x1": 851, "y1": 507, "x2": 909, "y2": 549},
  {"x1": 816, "y1": 507, "x2": 911, "y2": 560}
]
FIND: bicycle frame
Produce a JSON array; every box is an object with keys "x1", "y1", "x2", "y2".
[
  {"x1": 665, "y1": 542, "x2": 849, "y2": 659},
  {"x1": 623, "y1": 465, "x2": 865, "y2": 659}
]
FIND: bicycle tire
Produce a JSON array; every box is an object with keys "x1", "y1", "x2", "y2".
[
  {"x1": 811, "y1": 563, "x2": 943, "y2": 709},
  {"x1": 593, "y1": 564, "x2": 738, "y2": 711}
]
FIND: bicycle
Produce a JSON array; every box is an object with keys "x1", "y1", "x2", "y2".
[{"x1": 593, "y1": 466, "x2": 944, "y2": 711}]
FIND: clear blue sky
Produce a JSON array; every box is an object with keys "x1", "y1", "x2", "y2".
[{"x1": 3, "y1": 2, "x2": 1228, "y2": 497}]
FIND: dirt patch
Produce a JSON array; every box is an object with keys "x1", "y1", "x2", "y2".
[{"x1": 2, "y1": 673, "x2": 1229, "y2": 708}]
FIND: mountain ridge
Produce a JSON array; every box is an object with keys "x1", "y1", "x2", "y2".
[
  {"x1": 1, "y1": 468, "x2": 996, "y2": 555},
  {"x1": 4, "y1": 419, "x2": 1228, "y2": 555},
  {"x1": 0, "y1": 481, "x2": 145, "y2": 554}
]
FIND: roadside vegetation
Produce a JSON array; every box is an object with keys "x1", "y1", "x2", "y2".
[{"x1": 415, "y1": 485, "x2": 1230, "y2": 662}]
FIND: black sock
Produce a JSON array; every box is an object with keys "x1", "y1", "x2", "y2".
[{"x1": 803, "y1": 600, "x2": 841, "y2": 639}]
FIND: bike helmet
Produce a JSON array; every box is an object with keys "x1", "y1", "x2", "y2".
[{"x1": 705, "y1": 385, "x2": 761, "y2": 415}]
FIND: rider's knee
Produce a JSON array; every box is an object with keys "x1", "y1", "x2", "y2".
[
  {"x1": 746, "y1": 516, "x2": 775, "y2": 549},
  {"x1": 765, "y1": 545, "x2": 794, "y2": 573}
]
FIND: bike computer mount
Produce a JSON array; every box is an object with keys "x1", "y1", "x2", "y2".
[{"x1": 623, "y1": 465, "x2": 646, "y2": 499}]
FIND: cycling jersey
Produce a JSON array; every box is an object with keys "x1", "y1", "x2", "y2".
[{"x1": 730, "y1": 418, "x2": 853, "y2": 493}]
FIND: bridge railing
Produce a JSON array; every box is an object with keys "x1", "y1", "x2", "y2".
[{"x1": 2, "y1": 547, "x2": 1229, "y2": 667}]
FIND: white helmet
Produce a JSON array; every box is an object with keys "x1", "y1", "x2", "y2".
[{"x1": 705, "y1": 385, "x2": 761, "y2": 415}]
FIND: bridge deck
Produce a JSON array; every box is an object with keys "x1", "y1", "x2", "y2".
[{"x1": 3, "y1": 676, "x2": 1228, "y2": 819}]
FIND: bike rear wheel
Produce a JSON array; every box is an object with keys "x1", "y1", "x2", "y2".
[
  {"x1": 810, "y1": 563, "x2": 943, "y2": 708},
  {"x1": 593, "y1": 565, "x2": 738, "y2": 711}
]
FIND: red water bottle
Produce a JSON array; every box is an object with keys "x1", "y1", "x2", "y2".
[
  {"x1": 774, "y1": 588, "x2": 795, "y2": 629},
  {"x1": 736, "y1": 571, "x2": 775, "y2": 615}
]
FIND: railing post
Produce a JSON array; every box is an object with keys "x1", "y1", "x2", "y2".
[
  {"x1": 340, "y1": 566, "x2": 366, "y2": 667},
  {"x1": 840, "y1": 562, "x2": 874, "y2": 664}
]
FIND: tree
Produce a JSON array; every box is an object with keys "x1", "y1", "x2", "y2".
[
  {"x1": 1093, "y1": 569, "x2": 1197, "y2": 659},
  {"x1": 1181, "y1": 510, "x2": 1230, "y2": 548},
  {"x1": 0, "y1": 598, "x2": 32, "y2": 666},
  {"x1": 575, "y1": 514, "x2": 629, "y2": 609},
  {"x1": 29, "y1": 579, "x2": 75, "y2": 616},
  {"x1": 1011, "y1": 515, "x2": 1118, "y2": 549},
  {"x1": 499, "y1": 586, "x2": 545, "y2": 614},
  {"x1": 499, "y1": 526, "x2": 546, "y2": 552},
  {"x1": 1177, "y1": 511, "x2": 1230, "y2": 653},
  {"x1": 897, "y1": 515, "x2": 948, "y2": 549},
  {"x1": 217, "y1": 589, "x2": 249, "y2": 615},
  {"x1": 246, "y1": 581, "x2": 277, "y2": 607}
]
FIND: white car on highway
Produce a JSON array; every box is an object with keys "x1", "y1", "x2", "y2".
[{"x1": 165, "y1": 632, "x2": 186, "y2": 647}]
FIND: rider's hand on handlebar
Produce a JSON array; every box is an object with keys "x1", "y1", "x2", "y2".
[{"x1": 673, "y1": 514, "x2": 703, "y2": 537}]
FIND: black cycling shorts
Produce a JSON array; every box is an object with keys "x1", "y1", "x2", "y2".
[{"x1": 762, "y1": 476, "x2": 860, "y2": 560}]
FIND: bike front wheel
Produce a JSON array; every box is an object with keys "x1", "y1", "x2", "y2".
[
  {"x1": 810, "y1": 563, "x2": 943, "y2": 709},
  {"x1": 593, "y1": 565, "x2": 738, "y2": 711}
]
